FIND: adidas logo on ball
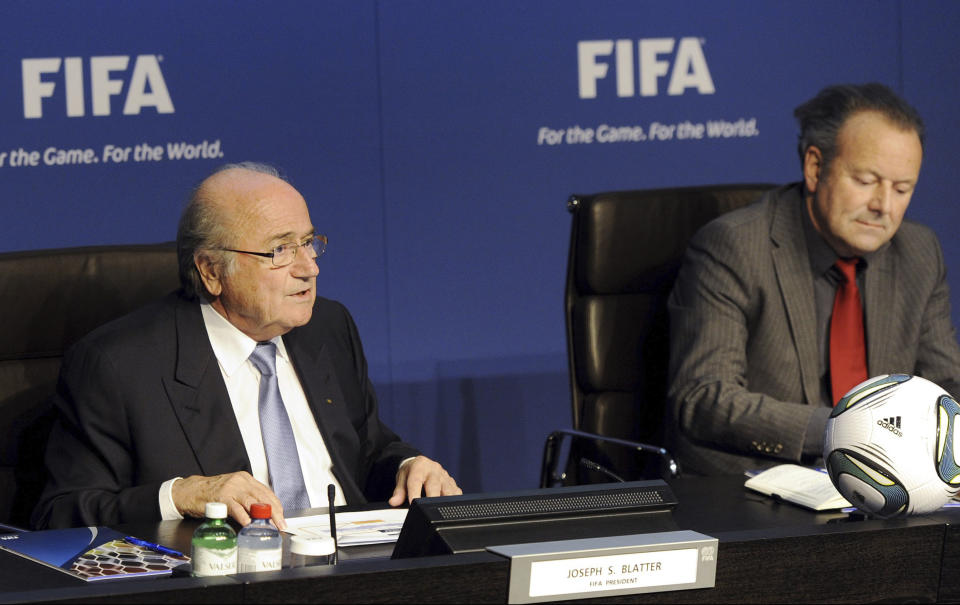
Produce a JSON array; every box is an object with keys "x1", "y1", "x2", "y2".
[{"x1": 877, "y1": 416, "x2": 903, "y2": 437}]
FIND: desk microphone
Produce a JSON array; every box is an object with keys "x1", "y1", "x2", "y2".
[{"x1": 327, "y1": 484, "x2": 338, "y2": 565}]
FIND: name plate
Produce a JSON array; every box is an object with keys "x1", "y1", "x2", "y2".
[{"x1": 487, "y1": 530, "x2": 717, "y2": 604}]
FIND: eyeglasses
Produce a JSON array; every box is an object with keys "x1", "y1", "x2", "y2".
[{"x1": 221, "y1": 234, "x2": 327, "y2": 267}]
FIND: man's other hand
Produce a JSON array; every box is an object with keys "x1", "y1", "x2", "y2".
[
  {"x1": 172, "y1": 471, "x2": 287, "y2": 529},
  {"x1": 388, "y1": 455, "x2": 462, "y2": 506}
]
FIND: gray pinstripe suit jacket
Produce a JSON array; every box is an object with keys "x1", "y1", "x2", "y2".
[{"x1": 666, "y1": 183, "x2": 960, "y2": 476}]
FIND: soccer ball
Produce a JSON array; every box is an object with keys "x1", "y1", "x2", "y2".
[{"x1": 823, "y1": 374, "x2": 960, "y2": 518}]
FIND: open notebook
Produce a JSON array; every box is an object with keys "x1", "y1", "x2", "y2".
[{"x1": 744, "y1": 464, "x2": 851, "y2": 511}]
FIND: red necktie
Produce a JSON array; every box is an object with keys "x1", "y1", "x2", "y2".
[{"x1": 830, "y1": 258, "x2": 868, "y2": 405}]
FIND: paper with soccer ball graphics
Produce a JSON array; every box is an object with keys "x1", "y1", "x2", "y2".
[{"x1": 0, "y1": 527, "x2": 188, "y2": 581}]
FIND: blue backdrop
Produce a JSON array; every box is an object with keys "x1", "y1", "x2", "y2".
[{"x1": 2, "y1": 0, "x2": 959, "y2": 493}]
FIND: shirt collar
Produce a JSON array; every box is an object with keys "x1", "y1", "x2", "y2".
[
  {"x1": 200, "y1": 302, "x2": 290, "y2": 376},
  {"x1": 801, "y1": 201, "x2": 840, "y2": 277}
]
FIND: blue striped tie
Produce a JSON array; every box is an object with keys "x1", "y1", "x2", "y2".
[{"x1": 249, "y1": 342, "x2": 310, "y2": 512}]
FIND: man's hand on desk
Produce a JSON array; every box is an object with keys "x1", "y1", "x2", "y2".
[
  {"x1": 389, "y1": 455, "x2": 462, "y2": 506},
  {"x1": 172, "y1": 471, "x2": 287, "y2": 529}
]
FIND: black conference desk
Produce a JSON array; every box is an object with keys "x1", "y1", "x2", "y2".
[{"x1": 3, "y1": 475, "x2": 960, "y2": 604}]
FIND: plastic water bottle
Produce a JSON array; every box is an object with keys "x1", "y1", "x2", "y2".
[
  {"x1": 237, "y1": 503, "x2": 282, "y2": 573},
  {"x1": 191, "y1": 502, "x2": 237, "y2": 576}
]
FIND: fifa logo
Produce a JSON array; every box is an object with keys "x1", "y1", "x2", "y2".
[
  {"x1": 577, "y1": 37, "x2": 715, "y2": 99},
  {"x1": 22, "y1": 55, "x2": 174, "y2": 118}
]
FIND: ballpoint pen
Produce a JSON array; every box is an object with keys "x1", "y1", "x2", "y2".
[{"x1": 124, "y1": 536, "x2": 186, "y2": 558}]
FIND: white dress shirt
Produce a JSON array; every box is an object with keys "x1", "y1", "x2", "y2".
[{"x1": 158, "y1": 302, "x2": 346, "y2": 519}]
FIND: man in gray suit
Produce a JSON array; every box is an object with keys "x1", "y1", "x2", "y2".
[{"x1": 667, "y1": 83, "x2": 960, "y2": 475}]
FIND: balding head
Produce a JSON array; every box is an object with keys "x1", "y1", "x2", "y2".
[
  {"x1": 177, "y1": 162, "x2": 286, "y2": 300},
  {"x1": 177, "y1": 162, "x2": 319, "y2": 341}
]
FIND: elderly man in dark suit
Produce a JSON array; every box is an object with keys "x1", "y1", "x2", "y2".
[
  {"x1": 33, "y1": 163, "x2": 460, "y2": 529},
  {"x1": 668, "y1": 83, "x2": 960, "y2": 476}
]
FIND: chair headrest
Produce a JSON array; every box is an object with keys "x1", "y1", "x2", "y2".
[{"x1": 0, "y1": 243, "x2": 179, "y2": 361}]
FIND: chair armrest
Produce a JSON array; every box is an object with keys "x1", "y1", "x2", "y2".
[{"x1": 540, "y1": 428, "x2": 680, "y2": 488}]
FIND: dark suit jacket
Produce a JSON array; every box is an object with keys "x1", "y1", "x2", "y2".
[
  {"x1": 32, "y1": 292, "x2": 418, "y2": 529},
  {"x1": 667, "y1": 183, "x2": 960, "y2": 475}
]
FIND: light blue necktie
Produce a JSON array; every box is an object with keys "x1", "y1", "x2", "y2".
[{"x1": 248, "y1": 342, "x2": 311, "y2": 512}]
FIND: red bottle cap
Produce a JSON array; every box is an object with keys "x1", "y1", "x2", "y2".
[{"x1": 250, "y1": 503, "x2": 272, "y2": 519}]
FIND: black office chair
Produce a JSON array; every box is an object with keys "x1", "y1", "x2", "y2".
[
  {"x1": 0, "y1": 243, "x2": 180, "y2": 529},
  {"x1": 542, "y1": 184, "x2": 776, "y2": 487}
]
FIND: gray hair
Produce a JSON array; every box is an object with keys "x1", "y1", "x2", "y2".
[
  {"x1": 176, "y1": 162, "x2": 285, "y2": 300},
  {"x1": 793, "y1": 83, "x2": 925, "y2": 176}
]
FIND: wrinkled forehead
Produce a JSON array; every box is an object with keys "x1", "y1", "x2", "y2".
[
  {"x1": 834, "y1": 112, "x2": 923, "y2": 175},
  {"x1": 205, "y1": 170, "x2": 312, "y2": 245},
  {"x1": 837, "y1": 111, "x2": 923, "y2": 153}
]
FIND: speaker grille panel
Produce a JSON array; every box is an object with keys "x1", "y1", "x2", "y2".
[{"x1": 435, "y1": 490, "x2": 664, "y2": 520}]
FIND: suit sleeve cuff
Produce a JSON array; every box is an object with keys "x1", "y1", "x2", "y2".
[
  {"x1": 803, "y1": 407, "x2": 833, "y2": 457},
  {"x1": 159, "y1": 477, "x2": 185, "y2": 520}
]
